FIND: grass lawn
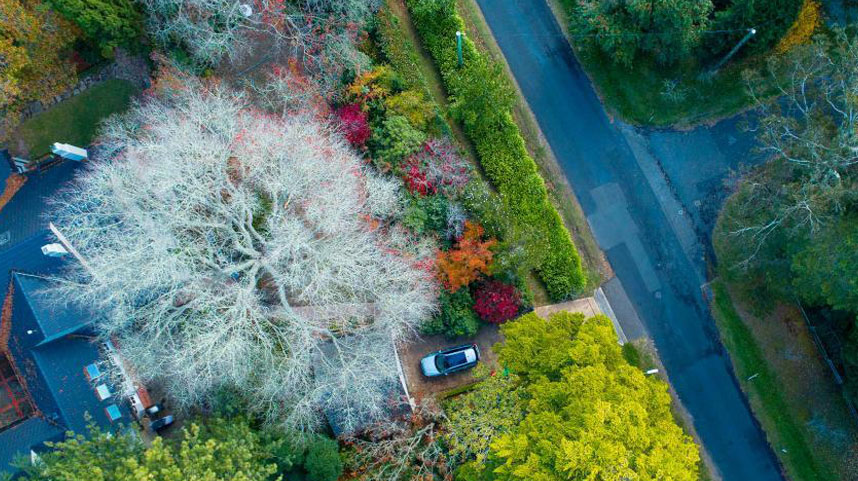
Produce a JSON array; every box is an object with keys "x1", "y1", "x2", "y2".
[
  {"x1": 575, "y1": 48, "x2": 760, "y2": 127},
  {"x1": 14, "y1": 79, "x2": 140, "y2": 158},
  {"x1": 710, "y1": 280, "x2": 854, "y2": 481}
]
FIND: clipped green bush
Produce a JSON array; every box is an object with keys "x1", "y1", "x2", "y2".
[
  {"x1": 405, "y1": 0, "x2": 585, "y2": 299},
  {"x1": 422, "y1": 288, "x2": 481, "y2": 338},
  {"x1": 303, "y1": 436, "x2": 343, "y2": 481},
  {"x1": 371, "y1": 114, "x2": 426, "y2": 168}
]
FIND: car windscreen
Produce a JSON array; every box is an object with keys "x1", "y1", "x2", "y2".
[{"x1": 444, "y1": 352, "x2": 468, "y2": 369}]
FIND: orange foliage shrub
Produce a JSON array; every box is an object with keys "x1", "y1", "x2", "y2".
[
  {"x1": 776, "y1": 0, "x2": 821, "y2": 54},
  {"x1": 436, "y1": 221, "x2": 496, "y2": 293}
]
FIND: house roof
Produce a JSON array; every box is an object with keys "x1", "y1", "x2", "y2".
[
  {"x1": 12, "y1": 273, "x2": 91, "y2": 345},
  {"x1": 0, "y1": 418, "x2": 63, "y2": 470},
  {"x1": 0, "y1": 160, "x2": 81, "y2": 253},
  {"x1": 0, "y1": 232, "x2": 129, "y2": 476},
  {"x1": 30, "y1": 336, "x2": 123, "y2": 436}
]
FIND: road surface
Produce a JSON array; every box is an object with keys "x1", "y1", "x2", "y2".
[{"x1": 473, "y1": 1, "x2": 784, "y2": 479}]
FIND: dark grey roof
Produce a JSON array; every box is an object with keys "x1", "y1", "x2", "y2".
[
  {"x1": 0, "y1": 232, "x2": 129, "y2": 476},
  {"x1": 12, "y1": 273, "x2": 91, "y2": 345},
  {"x1": 0, "y1": 160, "x2": 81, "y2": 253},
  {"x1": 0, "y1": 418, "x2": 63, "y2": 472}
]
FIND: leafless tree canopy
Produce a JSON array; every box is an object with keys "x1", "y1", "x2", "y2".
[
  {"x1": 140, "y1": 0, "x2": 379, "y2": 65},
  {"x1": 47, "y1": 81, "x2": 435, "y2": 432}
]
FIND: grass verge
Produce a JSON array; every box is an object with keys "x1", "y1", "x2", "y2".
[
  {"x1": 710, "y1": 280, "x2": 840, "y2": 481},
  {"x1": 14, "y1": 79, "x2": 139, "y2": 157}
]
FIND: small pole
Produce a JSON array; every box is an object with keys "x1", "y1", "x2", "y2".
[
  {"x1": 709, "y1": 28, "x2": 756, "y2": 76},
  {"x1": 456, "y1": 31, "x2": 464, "y2": 68}
]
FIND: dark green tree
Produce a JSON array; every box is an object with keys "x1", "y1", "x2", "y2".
[
  {"x1": 45, "y1": 0, "x2": 143, "y2": 57},
  {"x1": 303, "y1": 436, "x2": 343, "y2": 481},
  {"x1": 571, "y1": 0, "x2": 713, "y2": 66}
]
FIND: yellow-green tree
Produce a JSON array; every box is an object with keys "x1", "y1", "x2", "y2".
[
  {"x1": 479, "y1": 312, "x2": 699, "y2": 481},
  {"x1": 16, "y1": 417, "x2": 279, "y2": 481},
  {"x1": 0, "y1": 0, "x2": 77, "y2": 138}
]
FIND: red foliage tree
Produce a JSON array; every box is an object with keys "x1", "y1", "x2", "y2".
[
  {"x1": 473, "y1": 280, "x2": 521, "y2": 324},
  {"x1": 402, "y1": 139, "x2": 470, "y2": 197},
  {"x1": 402, "y1": 156, "x2": 437, "y2": 196},
  {"x1": 336, "y1": 103, "x2": 371, "y2": 147},
  {"x1": 436, "y1": 221, "x2": 495, "y2": 293}
]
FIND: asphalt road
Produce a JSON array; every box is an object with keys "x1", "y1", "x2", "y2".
[{"x1": 473, "y1": 1, "x2": 785, "y2": 479}]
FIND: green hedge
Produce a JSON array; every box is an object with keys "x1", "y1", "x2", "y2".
[{"x1": 405, "y1": 0, "x2": 584, "y2": 299}]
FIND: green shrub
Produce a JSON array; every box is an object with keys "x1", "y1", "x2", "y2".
[
  {"x1": 422, "y1": 288, "x2": 481, "y2": 338},
  {"x1": 405, "y1": 0, "x2": 585, "y2": 299},
  {"x1": 371, "y1": 114, "x2": 426, "y2": 168},
  {"x1": 376, "y1": 7, "x2": 427, "y2": 91},
  {"x1": 402, "y1": 193, "x2": 450, "y2": 235},
  {"x1": 45, "y1": 0, "x2": 143, "y2": 57},
  {"x1": 303, "y1": 436, "x2": 343, "y2": 481}
]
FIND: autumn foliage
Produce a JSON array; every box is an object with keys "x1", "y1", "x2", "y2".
[
  {"x1": 436, "y1": 221, "x2": 495, "y2": 292},
  {"x1": 775, "y1": 0, "x2": 821, "y2": 54},
  {"x1": 336, "y1": 103, "x2": 371, "y2": 147},
  {"x1": 473, "y1": 280, "x2": 521, "y2": 324}
]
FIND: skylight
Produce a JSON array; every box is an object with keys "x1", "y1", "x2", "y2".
[
  {"x1": 95, "y1": 384, "x2": 111, "y2": 401},
  {"x1": 105, "y1": 404, "x2": 121, "y2": 422},
  {"x1": 84, "y1": 363, "x2": 101, "y2": 380}
]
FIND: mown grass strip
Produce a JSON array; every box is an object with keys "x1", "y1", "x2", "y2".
[{"x1": 710, "y1": 280, "x2": 837, "y2": 481}]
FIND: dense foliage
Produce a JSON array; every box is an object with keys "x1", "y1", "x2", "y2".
[
  {"x1": 715, "y1": 30, "x2": 858, "y2": 399},
  {"x1": 570, "y1": 0, "x2": 713, "y2": 66},
  {"x1": 436, "y1": 221, "x2": 496, "y2": 293},
  {"x1": 710, "y1": 0, "x2": 805, "y2": 55},
  {"x1": 16, "y1": 417, "x2": 278, "y2": 481},
  {"x1": 422, "y1": 288, "x2": 482, "y2": 338},
  {"x1": 406, "y1": 0, "x2": 586, "y2": 300},
  {"x1": 448, "y1": 311, "x2": 700, "y2": 480},
  {"x1": 473, "y1": 280, "x2": 521, "y2": 324},
  {"x1": 44, "y1": 0, "x2": 143, "y2": 57},
  {"x1": 0, "y1": 0, "x2": 77, "y2": 138}
]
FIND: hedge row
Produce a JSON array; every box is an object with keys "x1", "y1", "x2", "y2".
[{"x1": 405, "y1": 0, "x2": 585, "y2": 299}]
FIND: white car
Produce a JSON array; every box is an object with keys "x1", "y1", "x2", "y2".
[{"x1": 420, "y1": 344, "x2": 480, "y2": 377}]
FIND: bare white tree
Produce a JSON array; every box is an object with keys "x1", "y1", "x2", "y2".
[
  {"x1": 47, "y1": 78, "x2": 435, "y2": 432},
  {"x1": 723, "y1": 29, "x2": 858, "y2": 267},
  {"x1": 141, "y1": 0, "x2": 378, "y2": 67}
]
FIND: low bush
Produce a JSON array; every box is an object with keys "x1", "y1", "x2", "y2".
[
  {"x1": 473, "y1": 280, "x2": 521, "y2": 324},
  {"x1": 405, "y1": 0, "x2": 585, "y2": 299},
  {"x1": 303, "y1": 436, "x2": 343, "y2": 481},
  {"x1": 422, "y1": 288, "x2": 481, "y2": 338},
  {"x1": 370, "y1": 114, "x2": 426, "y2": 168}
]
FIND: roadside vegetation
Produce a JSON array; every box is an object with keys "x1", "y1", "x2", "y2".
[
  {"x1": 552, "y1": 0, "x2": 820, "y2": 126},
  {"x1": 710, "y1": 281, "x2": 842, "y2": 481},
  {"x1": 712, "y1": 27, "x2": 858, "y2": 481},
  {"x1": 405, "y1": 0, "x2": 587, "y2": 301}
]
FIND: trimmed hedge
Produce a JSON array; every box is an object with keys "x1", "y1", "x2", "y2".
[{"x1": 405, "y1": 0, "x2": 585, "y2": 299}]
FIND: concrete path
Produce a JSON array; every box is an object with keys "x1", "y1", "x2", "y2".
[{"x1": 473, "y1": 1, "x2": 783, "y2": 480}]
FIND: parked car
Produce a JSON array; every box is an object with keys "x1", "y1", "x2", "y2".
[
  {"x1": 149, "y1": 414, "x2": 174, "y2": 432},
  {"x1": 420, "y1": 344, "x2": 480, "y2": 377}
]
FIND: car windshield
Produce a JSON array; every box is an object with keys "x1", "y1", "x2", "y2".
[{"x1": 444, "y1": 352, "x2": 467, "y2": 369}]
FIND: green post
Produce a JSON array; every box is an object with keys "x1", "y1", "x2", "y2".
[{"x1": 456, "y1": 31, "x2": 463, "y2": 68}]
